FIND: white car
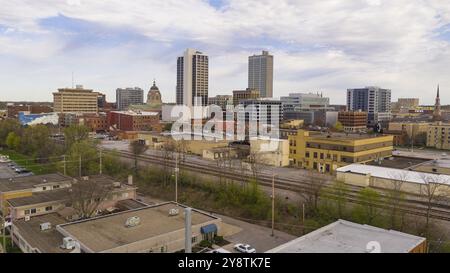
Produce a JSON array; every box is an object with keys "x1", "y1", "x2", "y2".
[
  {"x1": 207, "y1": 248, "x2": 231, "y2": 253},
  {"x1": 234, "y1": 244, "x2": 256, "y2": 253}
]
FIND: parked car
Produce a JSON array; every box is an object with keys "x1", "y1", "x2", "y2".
[
  {"x1": 234, "y1": 244, "x2": 256, "y2": 253},
  {"x1": 207, "y1": 248, "x2": 231, "y2": 253}
]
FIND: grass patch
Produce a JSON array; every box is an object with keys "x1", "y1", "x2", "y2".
[{"x1": 0, "y1": 235, "x2": 22, "y2": 253}]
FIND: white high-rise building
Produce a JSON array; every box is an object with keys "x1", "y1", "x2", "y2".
[
  {"x1": 176, "y1": 48, "x2": 209, "y2": 107},
  {"x1": 248, "y1": 50, "x2": 274, "y2": 98}
]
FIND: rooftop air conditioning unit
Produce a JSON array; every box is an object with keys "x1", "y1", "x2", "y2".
[
  {"x1": 40, "y1": 222, "x2": 52, "y2": 231},
  {"x1": 169, "y1": 208, "x2": 179, "y2": 216},
  {"x1": 82, "y1": 176, "x2": 89, "y2": 181},
  {"x1": 125, "y1": 216, "x2": 141, "y2": 228},
  {"x1": 24, "y1": 216, "x2": 31, "y2": 221},
  {"x1": 112, "y1": 182, "x2": 121, "y2": 188},
  {"x1": 61, "y1": 237, "x2": 76, "y2": 250}
]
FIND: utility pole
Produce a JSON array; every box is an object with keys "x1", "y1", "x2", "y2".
[
  {"x1": 271, "y1": 173, "x2": 275, "y2": 237},
  {"x1": 1, "y1": 215, "x2": 6, "y2": 253},
  {"x1": 175, "y1": 152, "x2": 179, "y2": 204},
  {"x1": 63, "y1": 155, "x2": 66, "y2": 176},
  {"x1": 99, "y1": 148, "x2": 103, "y2": 175},
  {"x1": 410, "y1": 124, "x2": 414, "y2": 153},
  {"x1": 79, "y1": 155, "x2": 82, "y2": 177}
]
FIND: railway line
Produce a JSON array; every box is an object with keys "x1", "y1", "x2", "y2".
[{"x1": 108, "y1": 149, "x2": 450, "y2": 222}]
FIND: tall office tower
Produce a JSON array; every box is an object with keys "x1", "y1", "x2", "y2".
[
  {"x1": 248, "y1": 50, "x2": 274, "y2": 98},
  {"x1": 176, "y1": 48, "x2": 209, "y2": 107},
  {"x1": 346, "y1": 86, "x2": 391, "y2": 125},
  {"x1": 116, "y1": 87, "x2": 144, "y2": 110}
]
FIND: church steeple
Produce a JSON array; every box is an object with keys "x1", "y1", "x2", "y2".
[{"x1": 433, "y1": 84, "x2": 442, "y2": 121}]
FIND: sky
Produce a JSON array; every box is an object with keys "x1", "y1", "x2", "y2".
[{"x1": 1, "y1": 0, "x2": 450, "y2": 105}]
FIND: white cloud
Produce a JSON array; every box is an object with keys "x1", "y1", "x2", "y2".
[{"x1": 0, "y1": 0, "x2": 450, "y2": 104}]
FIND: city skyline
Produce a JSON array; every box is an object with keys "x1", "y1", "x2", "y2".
[{"x1": 1, "y1": 1, "x2": 450, "y2": 104}]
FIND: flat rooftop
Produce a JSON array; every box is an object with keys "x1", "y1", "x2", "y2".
[
  {"x1": 337, "y1": 164, "x2": 450, "y2": 185},
  {"x1": 309, "y1": 132, "x2": 391, "y2": 141},
  {"x1": 13, "y1": 213, "x2": 70, "y2": 253},
  {"x1": 8, "y1": 188, "x2": 69, "y2": 207},
  {"x1": 58, "y1": 202, "x2": 218, "y2": 252},
  {"x1": 414, "y1": 158, "x2": 450, "y2": 169},
  {"x1": 0, "y1": 173, "x2": 72, "y2": 192},
  {"x1": 7, "y1": 175, "x2": 135, "y2": 207},
  {"x1": 366, "y1": 156, "x2": 430, "y2": 169},
  {"x1": 266, "y1": 220, "x2": 425, "y2": 253}
]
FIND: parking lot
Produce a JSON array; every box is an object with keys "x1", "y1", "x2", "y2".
[
  {"x1": 0, "y1": 161, "x2": 33, "y2": 179},
  {"x1": 0, "y1": 162, "x2": 19, "y2": 179}
]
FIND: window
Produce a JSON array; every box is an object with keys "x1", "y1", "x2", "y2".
[
  {"x1": 24, "y1": 209, "x2": 30, "y2": 215},
  {"x1": 53, "y1": 185, "x2": 60, "y2": 189},
  {"x1": 313, "y1": 162, "x2": 318, "y2": 169},
  {"x1": 42, "y1": 187, "x2": 47, "y2": 191},
  {"x1": 313, "y1": 152, "x2": 318, "y2": 159},
  {"x1": 306, "y1": 152, "x2": 310, "y2": 158},
  {"x1": 30, "y1": 208, "x2": 36, "y2": 214},
  {"x1": 320, "y1": 153, "x2": 324, "y2": 159},
  {"x1": 45, "y1": 206, "x2": 52, "y2": 212},
  {"x1": 192, "y1": 236, "x2": 198, "y2": 244}
]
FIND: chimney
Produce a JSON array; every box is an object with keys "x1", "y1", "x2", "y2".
[
  {"x1": 128, "y1": 175, "x2": 133, "y2": 186},
  {"x1": 185, "y1": 207, "x2": 192, "y2": 253}
]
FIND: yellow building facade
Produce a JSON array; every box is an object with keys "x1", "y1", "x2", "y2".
[
  {"x1": 427, "y1": 123, "x2": 450, "y2": 150},
  {"x1": 288, "y1": 130, "x2": 394, "y2": 173}
]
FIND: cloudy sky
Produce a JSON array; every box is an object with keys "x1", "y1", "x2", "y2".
[{"x1": 1, "y1": 0, "x2": 450, "y2": 104}]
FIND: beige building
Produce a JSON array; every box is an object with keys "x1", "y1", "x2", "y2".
[
  {"x1": 11, "y1": 202, "x2": 224, "y2": 253},
  {"x1": 288, "y1": 129, "x2": 394, "y2": 173},
  {"x1": 388, "y1": 122, "x2": 430, "y2": 141},
  {"x1": 248, "y1": 51, "x2": 273, "y2": 98},
  {"x1": 336, "y1": 164, "x2": 450, "y2": 196},
  {"x1": 53, "y1": 85, "x2": 100, "y2": 113},
  {"x1": 427, "y1": 123, "x2": 450, "y2": 150},
  {"x1": 250, "y1": 138, "x2": 289, "y2": 167},
  {"x1": 233, "y1": 88, "x2": 260, "y2": 106}
]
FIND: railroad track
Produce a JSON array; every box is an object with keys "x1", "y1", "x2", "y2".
[{"x1": 108, "y1": 149, "x2": 450, "y2": 222}]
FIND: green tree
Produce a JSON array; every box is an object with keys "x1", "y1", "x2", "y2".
[
  {"x1": 64, "y1": 124, "x2": 90, "y2": 151},
  {"x1": 0, "y1": 119, "x2": 21, "y2": 147},
  {"x1": 66, "y1": 140, "x2": 99, "y2": 177},
  {"x1": 6, "y1": 132, "x2": 20, "y2": 150},
  {"x1": 19, "y1": 125, "x2": 54, "y2": 160},
  {"x1": 352, "y1": 188, "x2": 383, "y2": 225}
]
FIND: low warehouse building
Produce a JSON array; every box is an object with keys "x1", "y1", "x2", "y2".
[
  {"x1": 336, "y1": 164, "x2": 450, "y2": 195},
  {"x1": 266, "y1": 220, "x2": 427, "y2": 253}
]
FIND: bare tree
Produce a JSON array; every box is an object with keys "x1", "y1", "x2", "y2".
[
  {"x1": 419, "y1": 173, "x2": 448, "y2": 237},
  {"x1": 247, "y1": 150, "x2": 267, "y2": 184},
  {"x1": 300, "y1": 171, "x2": 328, "y2": 214},
  {"x1": 387, "y1": 171, "x2": 409, "y2": 230},
  {"x1": 68, "y1": 178, "x2": 114, "y2": 219},
  {"x1": 129, "y1": 140, "x2": 148, "y2": 173},
  {"x1": 160, "y1": 140, "x2": 175, "y2": 187}
]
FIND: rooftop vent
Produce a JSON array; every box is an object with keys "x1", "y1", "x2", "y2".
[
  {"x1": 40, "y1": 222, "x2": 52, "y2": 231},
  {"x1": 125, "y1": 216, "x2": 141, "y2": 228},
  {"x1": 169, "y1": 208, "x2": 179, "y2": 216}
]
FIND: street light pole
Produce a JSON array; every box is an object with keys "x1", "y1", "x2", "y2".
[
  {"x1": 175, "y1": 152, "x2": 179, "y2": 204},
  {"x1": 271, "y1": 173, "x2": 275, "y2": 237}
]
